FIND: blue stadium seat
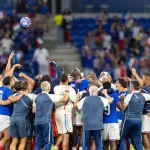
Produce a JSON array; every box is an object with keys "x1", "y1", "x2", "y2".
[{"x1": 79, "y1": 29, "x2": 89, "y2": 36}]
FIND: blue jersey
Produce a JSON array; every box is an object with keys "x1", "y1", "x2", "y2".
[
  {"x1": 69, "y1": 81, "x2": 77, "y2": 92},
  {"x1": 115, "y1": 90, "x2": 129, "y2": 120},
  {"x1": 103, "y1": 92, "x2": 119, "y2": 124},
  {"x1": 0, "y1": 86, "x2": 13, "y2": 116},
  {"x1": 141, "y1": 85, "x2": 150, "y2": 115}
]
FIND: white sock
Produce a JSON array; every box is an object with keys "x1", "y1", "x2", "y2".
[
  {"x1": 79, "y1": 147, "x2": 82, "y2": 150},
  {"x1": 72, "y1": 147, "x2": 76, "y2": 150}
]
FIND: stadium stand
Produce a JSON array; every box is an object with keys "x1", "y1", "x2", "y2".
[{"x1": 71, "y1": 14, "x2": 150, "y2": 79}]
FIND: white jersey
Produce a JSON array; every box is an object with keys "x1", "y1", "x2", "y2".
[{"x1": 54, "y1": 85, "x2": 76, "y2": 115}]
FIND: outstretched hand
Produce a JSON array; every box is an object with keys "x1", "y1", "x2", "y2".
[
  {"x1": 131, "y1": 68, "x2": 137, "y2": 76},
  {"x1": 14, "y1": 64, "x2": 22, "y2": 68},
  {"x1": 8, "y1": 51, "x2": 15, "y2": 60}
]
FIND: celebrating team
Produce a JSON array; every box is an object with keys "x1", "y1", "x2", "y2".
[{"x1": 0, "y1": 52, "x2": 150, "y2": 150}]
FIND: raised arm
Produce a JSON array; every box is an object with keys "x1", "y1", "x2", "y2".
[
  {"x1": 49, "y1": 60, "x2": 62, "y2": 80},
  {"x1": 102, "y1": 89, "x2": 113, "y2": 104},
  {"x1": 19, "y1": 73, "x2": 35, "y2": 91},
  {"x1": 4, "y1": 51, "x2": 15, "y2": 76},
  {"x1": 131, "y1": 68, "x2": 143, "y2": 87},
  {"x1": 5, "y1": 64, "x2": 22, "y2": 77}
]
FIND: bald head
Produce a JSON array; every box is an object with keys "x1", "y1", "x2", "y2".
[
  {"x1": 89, "y1": 85, "x2": 98, "y2": 96},
  {"x1": 41, "y1": 81, "x2": 51, "y2": 92}
]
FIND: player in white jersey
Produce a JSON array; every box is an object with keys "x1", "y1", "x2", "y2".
[
  {"x1": 53, "y1": 73, "x2": 76, "y2": 150},
  {"x1": 72, "y1": 79, "x2": 90, "y2": 150}
]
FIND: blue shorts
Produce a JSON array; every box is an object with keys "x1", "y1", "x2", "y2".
[{"x1": 9, "y1": 116, "x2": 31, "y2": 138}]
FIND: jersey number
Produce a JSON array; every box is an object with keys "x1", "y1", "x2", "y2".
[{"x1": 105, "y1": 105, "x2": 111, "y2": 115}]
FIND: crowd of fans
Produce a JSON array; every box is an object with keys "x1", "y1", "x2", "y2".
[
  {"x1": 0, "y1": 9, "x2": 46, "y2": 77},
  {"x1": 80, "y1": 12, "x2": 150, "y2": 80}
]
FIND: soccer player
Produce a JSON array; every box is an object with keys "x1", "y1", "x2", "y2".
[
  {"x1": 72, "y1": 80, "x2": 90, "y2": 150},
  {"x1": 115, "y1": 78, "x2": 129, "y2": 128},
  {"x1": 33, "y1": 81, "x2": 70, "y2": 150},
  {"x1": 99, "y1": 72, "x2": 116, "y2": 90},
  {"x1": 0, "y1": 76, "x2": 14, "y2": 150},
  {"x1": 69, "y1": 68, "x2": 81, "y2": 92},
  {"x1": 101, "y1": 82, "x2": 120, "y2": 150},
  {"x1": 132, "y1": 69, "x2": 150, "y2": 149},
  {"x1": 119, "y1": 80, "x2": 150, "y2": 150},
  {"x1": 0, "y1": 73, "x2": 35, "y2": 150},
  {"x1": 53, "y1": 73, "x2": 76, "y2": 150}
]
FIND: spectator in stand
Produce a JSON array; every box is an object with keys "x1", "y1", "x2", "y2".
[
  {"x1": 131, "y1": 22, "x2": 141, "y2": 40},
  {"x1": 82, "y1": 48, "x2": 95, "y2": 76},
  {"x1": 26, "y1": 0, "x2": 38, "y2": 19},
  {"x1": 40, "y1": 0, "x2": 50, "y2": 32},
  {"x1": 34, "y1": 22, "x2": 44, "y2": 38},
  {"x1": 63, "y1": 9, "x2": 73, "y2": 43},
  {"x1": 118, "y1": 25, "x2": 125, "y2": 50},
  {"x1": 85, "y1": 32, "x2": 95, "y2": 49},
  {"x1": 97, "y1": 11, "x2": 108, "y2": 25},
  {"x1": 32, "y1": 38, "x2": 50, "y2": 75},
  {"x1": 54, "y1": 12, "x2": 63, "y2": 44},
  {"x1": 102, "y1": 31, "x2": 112, "y2": 51},
  {"x1": 0, "y1": 32, "x2": 13, "y2": 53}
]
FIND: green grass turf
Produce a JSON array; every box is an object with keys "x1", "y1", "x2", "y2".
[{"x1": 131, "y1": 145, "x2": 134, "y2": 150}]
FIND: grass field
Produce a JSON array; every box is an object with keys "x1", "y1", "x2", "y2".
[{"x1": 131, "y1": 145, "x2": 134, "y2": 150}]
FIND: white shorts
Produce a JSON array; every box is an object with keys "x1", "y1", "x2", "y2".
[
  {"x1": 72, "y1": 109, "x2": 82, "y2": 126},
  {"x1": 118, "y1": 119, "x2": 122, "y2": 131},
  {"x1": 102, "y1": 123, "x2": 120, "y2": 141},
  {"x1": 0, "y1": 115, "x2": 10, "y2": 132},
  {"x1": 142, "y1": 115, "x2": 150, "y2": 133},
  {"x1": 55, "y1": 114, "x2": 73, "y2": 134}
]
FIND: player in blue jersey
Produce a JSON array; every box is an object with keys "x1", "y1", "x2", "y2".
[
  {"x1": 0, "y1": 76, "x2": 14, "y2": 150},
  {"x1": 131, "y1": 69, "x2": 150, "y2": 150},
  {"x1": 68, "y1": 68, "x2": 81, "y2": 92},
  {"x1": 115, "y1": 78, "x2": 130, "y2": 150},
  {"x1": 102, "y1": 82, "x2": 123, "y2": 150},
  {"x1": 115, "y1": 78, "x2": 129, "y2": 128}
]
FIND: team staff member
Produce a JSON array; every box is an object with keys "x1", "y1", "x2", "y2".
[
  {"x1": 74, "y1": 85, "x2": 113, "y2": 150},
  {"x1": 132, "y1": 69, "x2": 150, "y2": 149},
  {"x1": 119, "y1": 80, "x2": 150, "y2": 150},
  {"x1": 33, "y1": 81, "x2": 70, "y2": 150}
]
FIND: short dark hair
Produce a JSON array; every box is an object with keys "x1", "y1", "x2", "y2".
[
  {"x1": 42, "y1": 75, "x2": 51, "y2": 83},
  {"x1": 60, "y1": 73, "x2": 68, "y2": 83},
  {"x1": 3, "y1": 76, "x2": 12, "y2": 86},
  {"x1": 103, "y1": 81, "x2": 111, "y2": 89},
  {"x1": 143, "y1": 72, "x2": 150, "y2": 78},
  {"x1": 14, "y1": 81, "x2": 22, "y2": 91},
  {"x1": 117, "y1": 78, "x2": 128, "y2": 88},
  {"x1": 21, "y1": 81, "x2": 29, "y2": 91},
  {"x1": 33, "y1": 78, "x2": 41, "y2": 91},
  {"x1": 130, "y1": 80, "x2": 140, "y2": 90}
]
